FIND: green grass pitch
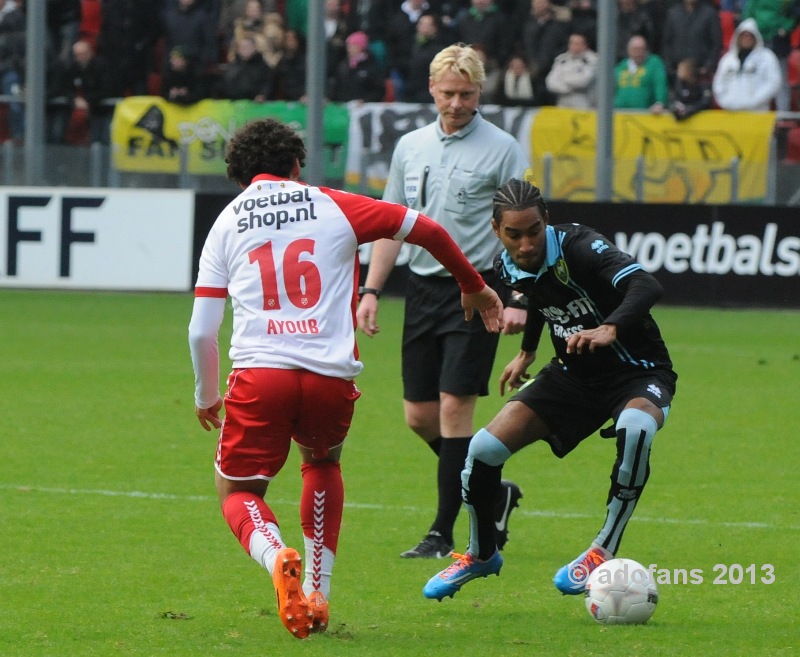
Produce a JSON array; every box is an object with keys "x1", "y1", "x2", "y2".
[{"x1": 0, "y1": 289, "x2": 797, "y2": 656}]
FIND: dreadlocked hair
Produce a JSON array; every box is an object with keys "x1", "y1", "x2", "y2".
[
  {"x1": 492, "y1": 178, "x2": 548, "y2": 224},
  {"x1": 225, "y1": 118, "x2": 307, "y2": 186}
]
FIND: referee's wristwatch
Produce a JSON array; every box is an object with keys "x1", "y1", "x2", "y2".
[{"x1": 358, "y1": 286, "x2": 382, "y2": 300}]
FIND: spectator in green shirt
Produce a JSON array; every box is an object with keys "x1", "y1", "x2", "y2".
[{"x1": 613, "y1": 35, "x2": 668, "y2": 114}]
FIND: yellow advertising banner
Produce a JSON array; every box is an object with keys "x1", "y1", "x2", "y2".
[
  {"x1": 111, "y1": 97, "x2": 232, "y2": 174},
  {"x1": 530, "y1": 108, "x2": 776, "y2": 204},
  {"x1": 110, "y1": 96, "x2": 349, "y2": 177}
]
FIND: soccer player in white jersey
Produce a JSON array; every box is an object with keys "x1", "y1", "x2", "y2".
[{"x1": 188, "y1": 118, "x2": 504, "y2": 639}]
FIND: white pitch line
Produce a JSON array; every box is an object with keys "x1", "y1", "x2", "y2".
[{"x1": 2, "y1": 483, "x2": 797, "y2": 531}]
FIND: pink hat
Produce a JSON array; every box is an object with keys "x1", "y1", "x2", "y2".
[{"x1": 346, "y1": 31, "x2": 369, "y2": 50}]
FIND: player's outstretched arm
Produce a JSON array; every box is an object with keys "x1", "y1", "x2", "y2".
[
  {"x1": 402, "y1": 213, "x2": 505, "y2": 331},
  {"x1": 461, "y1": 285, "x2": 504, "y2": 333},
  {"x1": 499, "y1": 350, "x2": 537, "y2": 396}
]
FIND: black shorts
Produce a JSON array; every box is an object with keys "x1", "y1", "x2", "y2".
[
  {"x1": 511, "y1": 359, "x2": 677, "y2": 458},
  {"x1": 401, "y1": 271, "x2": 507, "y2": 402}
]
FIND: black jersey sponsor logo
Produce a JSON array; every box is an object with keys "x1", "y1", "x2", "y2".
[
  {"x1": 552, "y1": 323, "x2": 584, "y2": 339},
  {"x1": 541, "y1": 298, "x2": 593, "y2": 325}
]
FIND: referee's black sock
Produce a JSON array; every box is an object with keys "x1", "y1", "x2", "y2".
[
  {"x1": 429, "y1": 436, "x2": 471, "y2": 545},
  {"x1": 426, "y1": 436, "x2": 442, "y2": 456}
]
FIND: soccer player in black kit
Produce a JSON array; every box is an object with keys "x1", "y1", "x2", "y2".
[{"x1": 424, "y1": 178, "x2": 678, "y2": 601}]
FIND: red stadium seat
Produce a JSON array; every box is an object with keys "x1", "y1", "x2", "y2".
[
  {"x1": 789, "y1": 49, "x2": 800, "y2": 112},
  {"x1": 384, "y1": 78, "x2": 395, "y2": 103},
  {"x1": 64, "y1": 108, "x2": 90, "y2": 146},
  {"x1": 719, "y1": 11, "x2": 736, "y2": 51},
  {"x1": 80, "y1": 0, "x2": 102, "y2": 48},
  {"x1": 147, "y1": 72, "x2": 163, "y2": 97},
  {"x1": 784, "y1": 126, "x2": 800, "y2": 163},
  {"x1": 0, "y1": 103, "x2": 9, "y2": 142}
]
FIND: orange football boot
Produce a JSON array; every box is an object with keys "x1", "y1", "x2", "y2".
[{"x1": 272, "y1": 548, "x2": 314, "y2": 639}]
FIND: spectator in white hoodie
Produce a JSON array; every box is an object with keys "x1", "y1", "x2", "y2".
[{"x1": 712, "y1": 17, "x2": 781, "y2": 111}]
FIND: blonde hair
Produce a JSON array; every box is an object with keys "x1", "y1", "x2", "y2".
[{"x1": 429, "y1": 43, "x2": 486, "y2": 86}]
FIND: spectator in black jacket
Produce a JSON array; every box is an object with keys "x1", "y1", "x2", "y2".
[
  {"x1": 274, "y1": 29, "x2": 307, "y2": 101},
  {"x1": 670, "y1": 57, "x2": 712, "y2": 121},
  {"x1": 217, "y1": 35, "x2": 274, "y2": 101},
  {"x1": 96, "y1": 0, "x2": 163, "y2": 97},
  {"x1": 324, "y1": 0, "x2": 353, "y2": 89},
  {"x1": 384, "y1": 0, "x2": 429, "y2": 102},
  {"x1": 457, "y1": 0, "x2": 512, "y2": 72},
  {"x1": 162, "y1": 0, "x2": 219, "y2": 74},
  {"x1": 161, "y1": 46, "x2": 206, "y2": 105},
  {"x1": 47, "y1": 39, "x2": 114, "y2": 144},
  {"x1": 521, "y1": 0, "x2": 570, "y2": 105},
  {"x1": 47, "y1": 0, "x2": 82, "y2": 65},
  {"x1": 567, "y1": 0, "x2": 597, "y2": 49},
  {"x1": 328, "y1": 30, "x2": 386, "y2": 103},
  {"x1": 661, "y1": 0, "x2": 722, "y2": 81},
  {"x1": 615, "y1": 0, "x2": 655, "y2": 62},
  {"x1": 403, "y1": 12, "x2": 449, "y2": 102}
]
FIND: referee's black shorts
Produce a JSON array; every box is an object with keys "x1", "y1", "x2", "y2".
[
  {"x1": 511, "y1": 359, "x2": 677, "y2": 458},
  {"x1": 401, "y1": 271, "x2": 509, "y2": 402}
]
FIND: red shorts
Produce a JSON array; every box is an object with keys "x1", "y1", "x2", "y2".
[{"x1": 215, "y1": 368, "x2": 361, "y2": 480}]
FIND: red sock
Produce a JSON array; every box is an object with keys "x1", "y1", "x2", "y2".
[
  {"x1": 300, "y1": 462, "x2": 343, "y2": 595},
  {"x1": 300, "y1": 462, "x2": 344, "y2": 554},
  {"x1": 221, "y1": 491, "x2": 279, "y2": 555}
]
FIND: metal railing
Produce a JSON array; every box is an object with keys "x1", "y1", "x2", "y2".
[{"x1": 1, "y1": 98, "x2": 799, "y2": 205}]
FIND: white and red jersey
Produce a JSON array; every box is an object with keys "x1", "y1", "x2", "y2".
[{"x1": 190, "y1": 174, "x2": 485, "y2": 406}]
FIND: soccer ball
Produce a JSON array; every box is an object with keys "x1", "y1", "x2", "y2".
[{"x1": 584, "y1": 558, "x2": 658, "y2": 625}]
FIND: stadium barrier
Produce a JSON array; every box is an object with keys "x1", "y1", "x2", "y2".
[
  {"x1": 0, "y1": 187, "x2": 193, "y2": 291},
  {"x1": 0, "y1": 97, "x2": 799, "y2": 203},
  {"x1": 191, "y1": 194, "x2": 798, "y2": 310},
  {"x1": 0, "y1": 187, "x2": 795, "y2": 307}
]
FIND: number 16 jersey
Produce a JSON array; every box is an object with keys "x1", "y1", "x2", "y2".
[{"x1": 195, "y1": 174, "x2": 418, "y2": 379}]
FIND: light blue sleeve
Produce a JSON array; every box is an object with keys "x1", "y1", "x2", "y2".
[{"x1": 382, "y1": 137, "x2": 408, "y2": 205}]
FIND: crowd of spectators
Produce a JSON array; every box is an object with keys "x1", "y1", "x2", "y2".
[{"x1": 1, "y1": 0, "x2": 799, "y2": 146}]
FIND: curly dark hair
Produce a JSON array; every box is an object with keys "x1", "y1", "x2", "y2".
[{"x1": 225, "y1": 119, "x2": 307, "y2": 186}]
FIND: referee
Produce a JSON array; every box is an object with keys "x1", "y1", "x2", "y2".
[{"x1": 356, "y1": 43, "x2": 530, "y2": 559}]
